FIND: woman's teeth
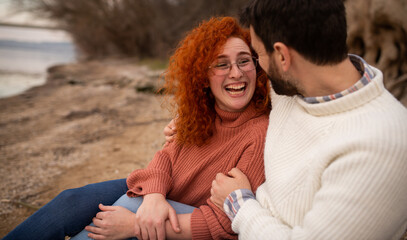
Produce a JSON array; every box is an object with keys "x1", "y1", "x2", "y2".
[{"x1": 225, "y1": 83, "x2": 246, "y2": 94}]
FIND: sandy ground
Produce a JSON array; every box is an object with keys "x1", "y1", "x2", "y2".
[{"x1": 0, "y1": 59, "x2": 171, "y2": 237}]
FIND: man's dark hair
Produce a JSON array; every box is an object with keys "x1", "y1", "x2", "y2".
[{"x1": 240, "y1": 0, "x2": 348, "y2": 65}]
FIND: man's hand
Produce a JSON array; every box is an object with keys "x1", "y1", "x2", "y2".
[
  {"x1": 163, "y1": 119, "x2": 176, "y2": 147},
  {"x1": 134, "y1": 193, "x2": 181, "y2": 240},
  {"x1": 210, "y1": 168, "x2": 252, "y2": 210},
  {"x1": 86, "y1": 204, "x2": 137, "y2": 240}
]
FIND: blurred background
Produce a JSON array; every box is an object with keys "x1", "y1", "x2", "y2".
[
  {"x1": 0, "y1": 0, "x2": 248, "y2": 98},
  {"x1": 0, "y1": 0, "x2": 406, "y2": 238},
  {"x1": 0, "y1": 0, "x2": 406, "y2": 102}
]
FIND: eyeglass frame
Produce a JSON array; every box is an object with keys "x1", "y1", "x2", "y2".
[{"x1": 208, "y1": 56, "x2": 258, "y2": 76}]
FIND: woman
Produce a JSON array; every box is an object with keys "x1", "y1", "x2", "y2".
[{"x1": 4, "y1": 17, "x2": 270, "y2": 240}]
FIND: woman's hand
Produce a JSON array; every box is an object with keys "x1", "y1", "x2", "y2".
[
  {"x1": 86, "y1": 204, "x2": 137, "y2": 240},
  {"x1": 210, "y1": 168, "x2": 252, "y2": 210},
  {"x1": 134, "y1": 193, "x2": 181, "y2": 240},
  {"x1": 163, "y1": 119, "x2": 177, "y2": 147}
]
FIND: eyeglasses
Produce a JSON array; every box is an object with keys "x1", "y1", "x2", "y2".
[{"x1": 209, "y1": 56, "x2": 258, "y2": 76}]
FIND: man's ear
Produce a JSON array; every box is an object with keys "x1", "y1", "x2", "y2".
[{"x1": 273, "y1": 42, "x2": 291, "y2": 72}]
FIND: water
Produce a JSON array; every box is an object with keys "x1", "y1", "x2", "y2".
[{"x1": 0, "y1": 25, "x2": 76, "y2": 98}]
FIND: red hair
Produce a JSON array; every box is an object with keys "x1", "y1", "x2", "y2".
[{"x1": 163, "y1": 17, "x2": 270, "y2": 146}]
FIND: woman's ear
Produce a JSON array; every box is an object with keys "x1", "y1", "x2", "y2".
[{"x1": 273, "y1": 42, "x2": 291, "y2": 72}]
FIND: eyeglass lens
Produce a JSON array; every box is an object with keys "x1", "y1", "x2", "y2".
[{"x1": 211, "y1": 57, "x2": 257, "y2": 76}]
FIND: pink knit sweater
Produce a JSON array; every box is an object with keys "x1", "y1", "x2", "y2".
[{"x1": 127, "y1": 103, "x2": 269, "y2": 239}]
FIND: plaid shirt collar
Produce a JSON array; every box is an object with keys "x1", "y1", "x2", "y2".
[{"x1": 302, "y1": 54, "x2": 375, "y2": 104}]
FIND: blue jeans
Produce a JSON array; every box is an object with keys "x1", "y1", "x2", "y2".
[
  {"x1": 71, "y1": 194, "x2": 196, "y2": 240},
  {"x1": 3, "y1": 179, "x2": 128, "y2": 240}
]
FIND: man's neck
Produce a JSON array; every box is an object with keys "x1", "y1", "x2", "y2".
[{"x1": 292, "y1": 54, "x2": 362, "y2": 97}]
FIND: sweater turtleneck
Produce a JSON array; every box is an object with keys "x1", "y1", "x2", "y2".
[
  {"x1": 297, "y1": 66, "x2": 384, "y2": 116},
  {"x1": 214, "y1": 102, "x2": 263, "y2": 128}
]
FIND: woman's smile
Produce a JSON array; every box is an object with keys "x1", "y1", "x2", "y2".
[{"x1": 224, "y1": 82, "x2": 247, "y2": 96}]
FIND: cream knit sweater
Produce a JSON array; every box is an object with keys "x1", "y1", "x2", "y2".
[{"x1": 232, "y1": 65, "x2": 407, "y2": 239}]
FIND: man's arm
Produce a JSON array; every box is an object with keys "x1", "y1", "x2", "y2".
[{"x1": 213, "y1": 151, "x2": 407, "y2": 239}]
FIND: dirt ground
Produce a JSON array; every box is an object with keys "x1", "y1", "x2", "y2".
[{"x1": 0, "y1": 59, "x2": 171, "y2": 237}]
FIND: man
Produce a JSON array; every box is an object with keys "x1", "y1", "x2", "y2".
[{"x1": 210, "y1": 0, "x2": 407, "y2": 239}]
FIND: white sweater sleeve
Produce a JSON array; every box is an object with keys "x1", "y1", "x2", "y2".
[{"x1": 232, "y1": 140, "x2": 407, "y2": 240}]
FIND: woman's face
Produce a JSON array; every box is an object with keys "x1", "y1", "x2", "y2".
[{"x1": 208, "y1": 37, "x2": 257, "y2": 112}]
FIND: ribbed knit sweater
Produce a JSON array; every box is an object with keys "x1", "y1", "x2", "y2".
[
  {"x1": 232, "y1": 65, "x2": 407, "y2": 239},
  {"x1": 126, "y1": 103, "x2": 269, "y2": 239}
]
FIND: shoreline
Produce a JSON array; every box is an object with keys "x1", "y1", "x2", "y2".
[{"x1": 0, "y1": 71, "x2": 46, "y2": 98}]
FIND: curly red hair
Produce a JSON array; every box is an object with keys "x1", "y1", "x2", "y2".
[{"x1": 163, "y1": 17, "x2": 270, "y2": 146}]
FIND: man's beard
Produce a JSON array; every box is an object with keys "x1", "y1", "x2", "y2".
[{"x1": 267, "y1": 58, "x2": 300, "y2": 96}]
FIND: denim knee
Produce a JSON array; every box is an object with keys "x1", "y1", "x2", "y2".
[{"x1": 57, "y1": 188, "x2": 84, "y2": 204}]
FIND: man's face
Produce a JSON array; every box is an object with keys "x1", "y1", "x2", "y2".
[{"x1": 249, "y1": 26, "x2": 300, "y2": 96}]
